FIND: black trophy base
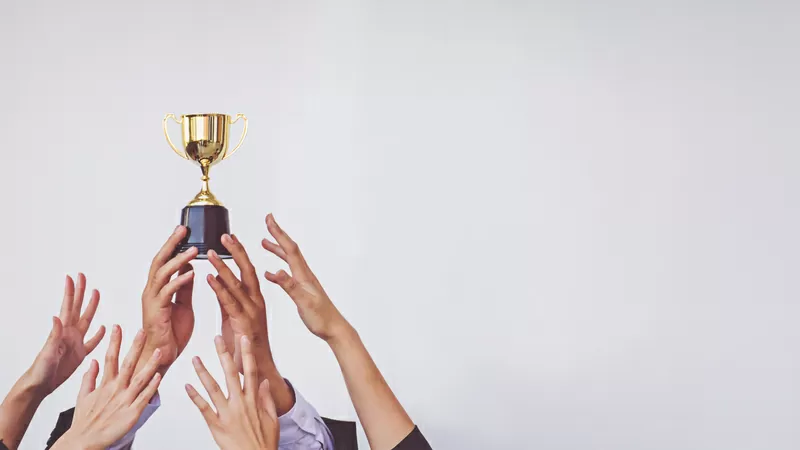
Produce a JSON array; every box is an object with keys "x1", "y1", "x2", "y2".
[{"x1": 177, "y1": 205, "x2": 232, "y2": 259}]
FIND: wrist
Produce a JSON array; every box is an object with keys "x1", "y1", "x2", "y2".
[
  {"x1": 56, "y1": 430, "x2": 103, "y2": 450},
  {"x1": 326, "y1": 322, "x2": 358, "y2": 350},
  {"x1": 10, "y1": 372, "x2": 48, "y2": 404},
  {"x1": 135, "y1": 345, "x2": 172, "y2": 377}
]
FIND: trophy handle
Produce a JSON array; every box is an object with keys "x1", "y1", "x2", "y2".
[
  {"x1": 163, "y1": 113, "x2": 188, "y2": 159},
  {"x1": 224, "y1": 113, "x2": 248, "y2": 160}
]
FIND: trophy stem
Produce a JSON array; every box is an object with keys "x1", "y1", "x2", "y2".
[
  {"x1": 201, "y1": 163, "x2": 211, "y2": 194},
  {"x1": 188, "y1": 160, "x2": 223, "y2": 207}
]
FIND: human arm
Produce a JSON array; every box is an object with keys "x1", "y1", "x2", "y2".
[
  {"x1": 205, "y1": 236, "x2": 294, "y2": 415},
  {"x1": 134, "y1": 225, "x2": 197, "y2": 377},
  {"x1": 0, "y1": 274, "x2": 105, "y2": 450},
  {"x1": 51, "y1": 325, "x2": 162, "y2": 450},
  {"x1": 262, "y1": 214, "x2": 423, "y2": 450},
  {"x1": 185, "y1": 335, "x2": 279, "y2": 450},
  {"x1": 207, "y1": 233, "x2": 334, "y2": 449}
]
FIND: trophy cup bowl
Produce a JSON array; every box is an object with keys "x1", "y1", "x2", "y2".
[{"x1": 164, "y1": 113, "x2": 248, "y2": 259}]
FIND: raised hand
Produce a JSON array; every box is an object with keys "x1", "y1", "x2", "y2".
[
  {"x1": 262, "y1": 214, "x2": 423, "y2": 450},
  {"x1": 205, "y1": 235, "x2": 271, "y2": 375},
  {"x1": 205, "y1": 235, "x2": 294, "y2": 414},
  {"x1": 137, "y1": 225, "x2": 197, "y2": 375},
  {"x1": 0, "y1": 274, "x2": 105, "y2": 450},
  {"x1": 262, "y1": 214, "x2": 348, "y2": 341},
  {"x1": 54, "y1": 325, "x2": 162, "y2": 450},
  {"x1": 29, "y1": 273, "x2": 106, "y2": 395},
  {"x1": 186, "y1": 335, "x2": 279, "y2": 450}
]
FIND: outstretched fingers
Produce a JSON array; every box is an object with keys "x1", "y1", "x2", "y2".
[
  {"x1": 101, "y1": 325, "x2": 123, "y2": 386},
  {"x1": 185, "y1": 383, "x2": 218, "y2": 427},
  {"x1": 264, "y1": 214, "x2": 314, "y2": 281}
]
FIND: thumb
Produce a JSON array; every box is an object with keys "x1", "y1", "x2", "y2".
[
  {"x1": 77, "y1": 359, "x2": 99, "y2": 400},
  {"x1": 42, "y1": 316, "x2": 66, "y2": 358},
  {"x1": 175, "y1": 263, "x2": 194, "y2": 308},
  {"x1": 258, "y1": 379, "x2": 278, "y2": 419}
]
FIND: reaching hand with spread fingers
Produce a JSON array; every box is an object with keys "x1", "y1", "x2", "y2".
[
  {"x1": 137, "y1": 225, "x2": 197, "y2": 376},
  {"x1": 0, "y1": 274, "x2": 105, "y2": 450},
  {"x1": 32, "y1": 273, "x2": 106, "y2": 395},
  {"x1": 261, "y1": 214, "x2": 348, "y2": 341},
  {"x1": 204, "y1": 234, "x2": 294, "y2": 415},
  {"x1": 186, "y1": 335, "x2": 279, "y2": 450},
  {"x1": 262, "y1": 214, "x2": 432, "y2": 450},
  {"x1": 52, "y1": 325, "x2": 162, "y2": 450}
]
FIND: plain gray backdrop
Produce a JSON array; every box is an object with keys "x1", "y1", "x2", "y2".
[{"x1": 1, "y1": 1, "x2": 798, "y2": 449}]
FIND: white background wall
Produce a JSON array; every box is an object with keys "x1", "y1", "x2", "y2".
[{"x1": 1, "y1": 1, "x2": 798, "y2": 449}]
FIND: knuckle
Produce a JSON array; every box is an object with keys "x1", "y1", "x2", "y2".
[
  {"x1": 285, "y1": 240, "x2": 299, "y2": 254},
  {"x1": 153, "y1": 270, "x2": 167, "y2": 285},
  {"x1": 129, "y1": 375, "x2": 144, "y2": 390},
  {"x1": 209, "y1": 382, "x2": 222, "y2": 395},
  {"x1": 225, "y1": 296, "x2": 242, "y2": 312}
]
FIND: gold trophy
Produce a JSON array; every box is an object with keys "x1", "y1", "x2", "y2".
[{"x1": 163, "y1": 113, "x2": 248, "y2": 259}]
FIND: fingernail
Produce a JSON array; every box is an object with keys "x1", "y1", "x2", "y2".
[
  {"x1": 114, "y1": 324, "x2": 121, "y2": 334},
  {"x1": 231, "y1": 234, "x2": 239, "y2": 244},
  {"x1": 214, "y1": 335, "x2": 223, "y2": 345},
  {"x1": 174, "y1": 225, "x2": 183, "y2": 233},
  {"x1": 192, "y1": 356, "x2": 201, "y2": 366},
  {"x1": 185, "y1": 383, "x2": 193, "y2": 393},
  {"x1": 189, "y1": 246, "x2": 198, "y2": 254},
  {"x1": 136, "y1": 329, "x2": 144, "y2": 338},
  {"x1": 153, "y1": 373, "x2": 162, "y2": 381},
  {"x1": 221, "y1": 234, "x2": 232, "y2": 244},
  {"x1": 208, "y1": 249, "x2": 217, "y2": 259},
  {"x1": 241, "y1": 335, "x2": 250, "y2": 345},
  {"x1": 153, "y1": 348, "x2": 161, "y2": 358}
]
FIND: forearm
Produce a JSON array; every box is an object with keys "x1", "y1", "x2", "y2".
[
  {"x1": 0, "y1": 374, "x2": 46, "y2": 450},
  {"x1": 328, "y1": 324, "x2": 414, "y2": 450},
  {"x1": 257, "y1": 354, "x2": 295, "y2": 416}
]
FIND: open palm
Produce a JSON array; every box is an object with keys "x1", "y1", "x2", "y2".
[{"x1": 29, "y1": 274, "x2": 105, "y2": 395}]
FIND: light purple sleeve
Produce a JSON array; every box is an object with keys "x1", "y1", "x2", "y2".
[
  {"x1": 278, "y1": 379, "x2": 334, "y2": 450},
  {"x1": 105, "y1": 392, "x2": 161, "y2": 450}
]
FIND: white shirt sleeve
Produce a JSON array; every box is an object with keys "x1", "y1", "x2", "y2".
[
  {"x1": 278, "y1": 379, "x2": 335, "y2": 450},
  {"x1": 101, "y1": 381, "x2": 334, "y2": 450},
  {"x1": 105, "y1": 392, "x2": 161, "y2": 450}
]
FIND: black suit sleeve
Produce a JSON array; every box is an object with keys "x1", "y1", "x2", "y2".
[
  {"x1": 322, "y1": 417, "x2": 358, "y2": 450},
  {"x1": 393, "y1": 426, "x2": 432, "y2": 450},
  {"x1": 45, "y1": 408, "x2": 74, "y2": 450}
]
